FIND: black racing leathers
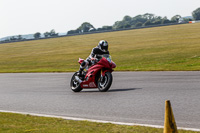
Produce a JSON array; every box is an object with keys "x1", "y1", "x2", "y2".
[
  {"x1": 80, "y1": 46, "x2": 109, "y2": 70},
  {"x1": 89, "y1": 46, "x2": 110, "y2": 59}
]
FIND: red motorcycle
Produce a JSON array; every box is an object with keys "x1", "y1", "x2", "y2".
[{"x1": 70, "y1": 54, "x2": 116, "y2": 92}]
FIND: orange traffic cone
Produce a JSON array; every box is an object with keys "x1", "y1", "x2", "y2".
[{"x1": 163, "y1": 100, "x2": 178, "y2": 133}]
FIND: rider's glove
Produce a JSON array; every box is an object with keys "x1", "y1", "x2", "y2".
[{"x1": 91, "y1": 57, "x2": 97, "y2": 64}]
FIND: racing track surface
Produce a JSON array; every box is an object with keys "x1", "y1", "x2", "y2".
[{"x1": 0, "y1": 72, "x2": 200, "y2": 130}]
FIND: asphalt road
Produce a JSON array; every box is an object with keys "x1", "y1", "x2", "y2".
[{"x1": 0, "y1": 72, "x2": 200, "y2": 129}]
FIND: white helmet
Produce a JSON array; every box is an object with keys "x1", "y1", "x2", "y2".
[{"x1": 98, "y1": 40, "x2": 108, "y2": 52}]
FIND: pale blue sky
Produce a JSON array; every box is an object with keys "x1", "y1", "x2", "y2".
[{"x1": 0, "y1": 0, "x2": 200, "y2": 38}]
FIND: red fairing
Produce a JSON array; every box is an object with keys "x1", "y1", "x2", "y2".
[
  {"x1": 111, "y1": 61, "x2": 116, "y2": 68},
  {"x1": 78, "y1": 58, "x2": 84, "y2": 64},
  {"x1": 80, "y1": 59, "x2": 106, "y2": 88},
  {"x1": 79, "y1": 56, "x2": 116, "y2": 88}
]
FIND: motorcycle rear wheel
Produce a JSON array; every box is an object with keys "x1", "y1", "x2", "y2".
[
  {"x1": 98, "y1": 72, "x2": 113, "y2": 92},
  {"x1": 70, "y1": 72, "x2": 83, "y2": 92}
]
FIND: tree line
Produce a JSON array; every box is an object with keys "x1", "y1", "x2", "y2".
[
  {"x1": 67, "y1": 14, "x2": 182, "y2": 35},
  {"x1": 1, "y1": 7, "x2": 200, "y2": 43},
  {"x1": 67, "y1": 7, "x2": 200, "y2": 34},
  {"x1": 1, "y1": 29, "x2": 59, "y2": 43}
]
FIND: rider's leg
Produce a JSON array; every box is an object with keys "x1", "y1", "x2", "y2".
[{"x1": 78, "y1": 60, "x2": 89, "y2": 77}]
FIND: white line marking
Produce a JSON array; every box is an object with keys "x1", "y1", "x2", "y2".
[{"x1": 0, "y1": 110, "x2": 199, "y2": 132}]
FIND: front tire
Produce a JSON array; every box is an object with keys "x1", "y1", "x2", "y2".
[
  {"x1": 98, "y1": 72, "x2": 113, "y2": 92},
  {"x1": 70, "y1": 72, "x2": 83, "y2": 92}
]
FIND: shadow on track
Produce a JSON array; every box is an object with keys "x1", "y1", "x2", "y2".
[
  {"x1": 108, "y1": 88, "x2": 142, "y2": 92},
  {"x1": 80, "y1": 88, "x2": 142, "y2": 93}
]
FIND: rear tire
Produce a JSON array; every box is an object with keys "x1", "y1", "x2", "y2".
[
  {"x1": 70, "y1": 72, "x2": 83, "y2": 92},
  {"x1": 98, "y1": 72, "x2": 112, "y2": 92}
]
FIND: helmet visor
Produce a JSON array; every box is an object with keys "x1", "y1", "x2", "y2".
[{"x1": 101, "y1": 45, "x2": 108, "y2": 52}]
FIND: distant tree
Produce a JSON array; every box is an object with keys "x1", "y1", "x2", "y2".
[
  {"x1": 132, "y1": 15, "x2": 147, "y2": 24},
  {"x1": 171, "y1": 15, "x2": 181, "y2": 23},
  {"x1": 17, "y1": 35, "x2": 22, "y2": 40},
  {"x1": 192, "y1": 7, "x2": 200, "y2": 20},
  {"x1": 112, "y1": 21, "x2": 123, "y2": 29},
  {"x1": 5, "y1": 38, "x2": 10, "y2": 42},
  {"x1": 67, "y1": 29, "x2": 80, "y2": 34},
  {"x1": 113, "y1": 15, "x2": 133, "y2": 29},
  {"x1": 135, "y1": 22, "x2": 143, "y2": 27},
  {"x1": 152, "y1": 20, "x2": 162, "y2": 25},
  {"x1": 34, "y1": 32, "x2": 41, "y2": 39},
  {"x1": 131, "y1": 13, "x2": 156, "y2": 27},
  {"x1": 161, "y1": 17, "x2": 171, "y2": 24},
  {"x1": 77, "y1": 22, "x2": 95, "y2": 33},
  {"x1": 44, "y1": 32, "x2": 49, "y2": 38},
  {"x1": 124, "y1": 23, "x2": 131, "y2": 28},
  {"x1": 151, "y1": 16, "x2": 162, "y2": 25},
  {"x1": 143, "y1": 20, "x2": 152, "y2": 26},
  {"x1": 102, "y1": 26, "x2": 112, "y2": 30},
  {"x1": 49, "y1": 29, "x2": 58, "y2": 37},
  {"x1": 10, "y1": 36, "x2": 17, "y2": 41},
  {"x1": 143, "y1": 13, "x2": 155, "y2": 20},
  {"x1": 96, "y1": 28, "x2": 103, "y2": 31},
  {"x1": 183, "y1": 17, "x2": 193, "y2": 22},
  {"x1": 43, "y1": 30, "x2": 58, "y2": 37},
  {"x1": 123, "y1": 15, "x2": 132, "y2": 22}
]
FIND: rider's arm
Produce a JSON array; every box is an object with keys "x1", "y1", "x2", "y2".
[{"x1": 91, "y1": 47, "x2": 109, "y2": 58}]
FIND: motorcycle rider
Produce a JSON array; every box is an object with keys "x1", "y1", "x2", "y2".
[{"x1": 78, "y1": 40, "x2": 109, "y2": 78}]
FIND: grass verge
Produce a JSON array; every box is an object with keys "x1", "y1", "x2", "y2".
[
  {"x1": 0, "y1": 23, "x2": 200, "y2": 72},
  {"x1": 0, "y1": 112, "x2": 198, "y2": 133}
]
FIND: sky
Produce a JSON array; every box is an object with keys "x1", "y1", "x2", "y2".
[{"x1": 0, "y1": 0, "x2": 200, "y2": 38}]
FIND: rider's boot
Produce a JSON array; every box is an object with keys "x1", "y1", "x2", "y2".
[
  {"x1": 78, "y1": 61, "x2": 88, "y2": 80},
  {"x1": 78, "y1": 68, "x2": 84, "y2": 79}
]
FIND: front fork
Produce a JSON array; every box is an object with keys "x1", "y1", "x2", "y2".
[
  {"x1": 101, "y1": 69, "x2": 112, "y2": 76},
  {"x1": 100, "y1": 69, "x2": 111, "y2": 82}
]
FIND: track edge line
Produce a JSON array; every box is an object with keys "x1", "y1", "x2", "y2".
[{"x1": 0, "y1": 110, "x2": 199, "y2": 132}]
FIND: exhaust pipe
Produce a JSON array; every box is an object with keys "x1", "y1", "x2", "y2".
[{"x1": 75, "y1": 76, "x2": 82, "y2": 83}]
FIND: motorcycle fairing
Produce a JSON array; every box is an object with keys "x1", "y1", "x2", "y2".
[
  {"x1": 78, "y1": 58, "x2": 84, "y2": 64},
  {"x1": 80, "y1": 56, "x2": 115, "y2": 88},
  {"x1": 80, "y1": 64, "x2": 103, "y2": 88},
  {"x1": 80, "y1": 58, "x2": 109, "y2": 88}
]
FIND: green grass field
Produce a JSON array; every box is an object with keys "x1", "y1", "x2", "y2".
[
  {"x1": 0, "y1": 23, "x2": 200, "y2": 73},
  {"x1": 0, "y1": 112, "x2": 198, "y2": 133}
]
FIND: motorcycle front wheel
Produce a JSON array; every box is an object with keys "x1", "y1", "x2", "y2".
[
  {"x1": 98, "y1": 72, "x2": 113, "y2": 92},
  {"x1": 70, "y1": 72, "x2": 83, "y2": 92}
]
